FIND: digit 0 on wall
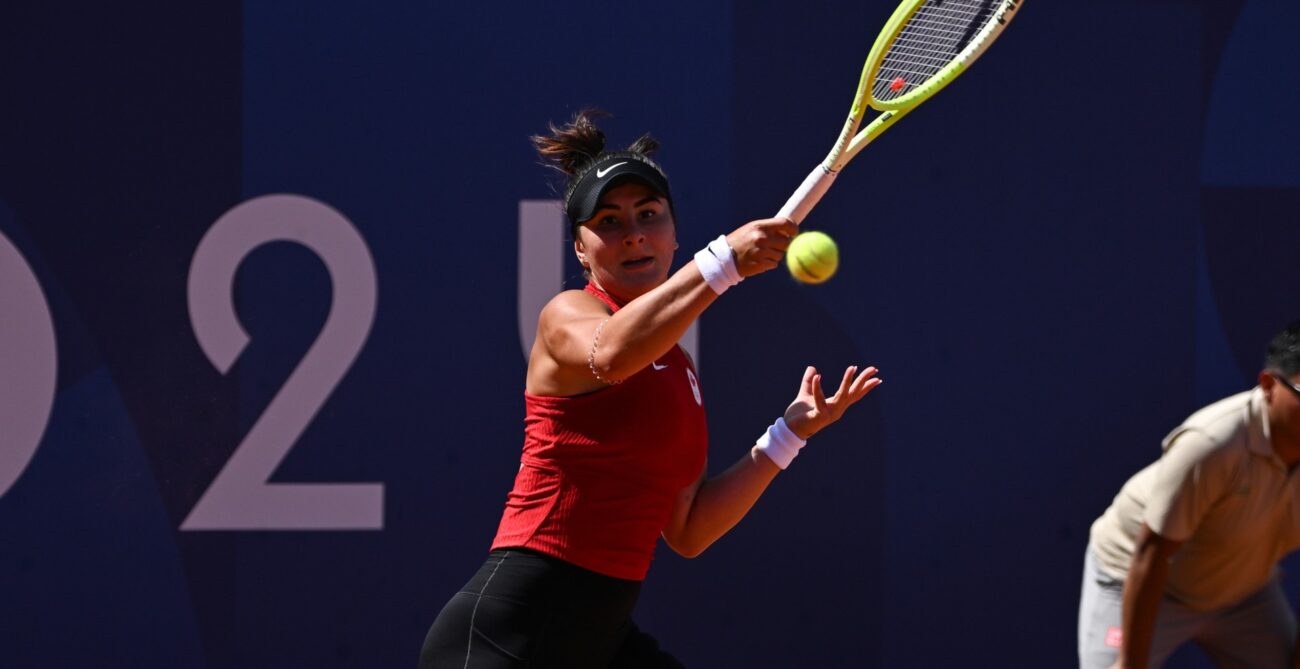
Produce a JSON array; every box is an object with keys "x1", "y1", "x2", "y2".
[{"x1": 0, "y1": 229, "x2": 57, "y2": 499}]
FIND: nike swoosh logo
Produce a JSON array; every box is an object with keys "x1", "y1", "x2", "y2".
[
  {"x1": 652, "y1": 362, "x2": 668, "y2": 370},
  {"x1": 596, "y1": 162, "x2": 627, "y2": 178}
]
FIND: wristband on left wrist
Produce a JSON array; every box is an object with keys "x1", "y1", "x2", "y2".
[{"x1": 754, "y1": 417, "x2": 806, "y2": 470}]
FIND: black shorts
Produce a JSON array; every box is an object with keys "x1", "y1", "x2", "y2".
[{"x1": 419, "y1": 549, "x2": 684, "y2": 669}]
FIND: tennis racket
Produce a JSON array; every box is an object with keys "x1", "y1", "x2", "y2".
[{"x1": 777, "y1": 0, "x2": 1022, "y2": 224}]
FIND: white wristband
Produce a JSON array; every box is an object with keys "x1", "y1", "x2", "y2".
[
  {"x1": 708, "y1": 235, "x2": 743, "y2": 284},
  {"x1": 694, "y1": 235, "x2": 742, "y2": 295},
  {"x1": 754, "y1": 417, "x2": 806, "y2": 470}
]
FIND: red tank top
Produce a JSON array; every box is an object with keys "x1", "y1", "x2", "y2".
[{"x1": 491, "y1": 284, "x2": 708, "y2": 580}]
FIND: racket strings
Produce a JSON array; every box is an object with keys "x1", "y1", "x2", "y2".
[
  {"x1": 891, "y1": 2, "x2": 992, "y2": 56},
  {"x1": 887, "y1": 5, "x2": 991, "y2": 66},
  {"x1": 873, "y1": 0, "x2": 998, "y2": 101},
  {"x1": 881, "y1": 3, "x2": 993, "y2": 72}
]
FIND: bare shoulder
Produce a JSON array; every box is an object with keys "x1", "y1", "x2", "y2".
[
  {"x1": 529, "y1": 289, "x2": 613, "y2": 394},
  {"x1": 536, "y1": 289, "x2": 610, "y2": 352},
  {"x1": 539, "y1": 289, "x2": 609, "y2": 325}
]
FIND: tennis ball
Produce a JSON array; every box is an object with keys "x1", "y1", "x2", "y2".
[{"x1": 786, "y1": 230, "x2": 839, "y2": 284}]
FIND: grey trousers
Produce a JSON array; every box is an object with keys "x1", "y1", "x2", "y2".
[{"x1": 1078, "y1": 546, "x2": 1296, "y2": 668}]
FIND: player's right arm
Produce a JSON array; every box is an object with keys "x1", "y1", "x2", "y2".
[
  {"x1": 1115, "y1": 523, "x2": 1182, "y2": 669},
  {"x1": 527, "y1": 218, "x2": 795, "y2": 397}
]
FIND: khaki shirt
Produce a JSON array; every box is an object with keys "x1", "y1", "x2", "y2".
[{"x1": 1089, "y1": 388, "x2": 1300, "y2": 611}]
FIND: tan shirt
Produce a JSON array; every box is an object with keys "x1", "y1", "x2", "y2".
[{"x1": 1089, "y1": 388, "x2": 1300, "y2": 611}]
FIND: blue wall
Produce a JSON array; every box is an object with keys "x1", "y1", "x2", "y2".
[{"x1": 1, "y1": 1, "x2": 1297, "y2": 666}]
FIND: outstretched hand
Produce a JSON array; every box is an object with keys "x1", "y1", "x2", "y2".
[{"x1": 783, "y1": 366, "x2": 882, "y2": 440}]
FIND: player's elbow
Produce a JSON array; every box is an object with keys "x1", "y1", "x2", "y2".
[
  {"x1": 671, "y1": 543, "x2": 707, "y2": 559},
  {"x1": 662, "y1": 531, "x2": 709, "y2": 559},
  {"x1": 590, "y1": 358, "x2": 631, "y2": 385},
  {"x1": 584, "y1": 340, "x2": 636, "y2": 383}
]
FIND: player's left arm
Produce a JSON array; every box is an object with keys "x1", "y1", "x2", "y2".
[
  {"x1": 661, "y1": 365, "x2": 881, "y2": 557},
  {"x1": 660, "y1": 455, "x2": 776, "y2": 558}
]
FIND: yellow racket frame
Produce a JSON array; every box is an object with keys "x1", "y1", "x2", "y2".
[
  {"x1": 827, "y1": 0, "x2": 1022, "y2": 172},
  {"x1": 776, "y1": 0, "x2": 1021, "y2": 224}
]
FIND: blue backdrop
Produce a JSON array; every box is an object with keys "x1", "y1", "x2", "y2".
[{"x1": 1, "y1": 1, "x2": 1297, "y2": 667}]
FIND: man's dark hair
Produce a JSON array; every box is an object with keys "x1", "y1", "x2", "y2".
[{"x1": 1265, "y1": 321, "x2": 1300, "y2": 376}]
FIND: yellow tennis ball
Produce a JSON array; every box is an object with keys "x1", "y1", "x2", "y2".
[{"x1": 786, "y1": 230, "x2": 839, "y2": 284}]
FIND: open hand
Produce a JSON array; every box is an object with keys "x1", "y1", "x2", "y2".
[{"x1": 783, "y1": 366, "x2": 882, "y2": 439}]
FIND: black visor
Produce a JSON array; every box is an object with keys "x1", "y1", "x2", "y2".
[{"x1": 564, "y1": 153, "x2": 673, "y2": 226}]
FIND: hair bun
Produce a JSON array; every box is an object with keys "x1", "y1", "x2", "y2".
[
  {"x1": 531, "y1": 109, "x2": 609, "y2": 176},
  {"x1": 626, "y1": 133, "x2": 659, "y2": 156}
]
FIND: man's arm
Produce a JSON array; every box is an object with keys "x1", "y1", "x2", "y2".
[{"x1": 1117, "y1": 523, "x2": 1182, "y2": 669}]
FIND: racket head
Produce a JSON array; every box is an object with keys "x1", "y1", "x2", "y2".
[{"x1": 865, "y1": 0, "x2": 1020, "y2": 111}]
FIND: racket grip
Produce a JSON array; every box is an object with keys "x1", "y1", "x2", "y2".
[{"x1": 776, "y1": 166, "x2": 837, "y2": 225}]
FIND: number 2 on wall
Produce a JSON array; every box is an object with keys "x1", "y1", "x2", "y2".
[{"x1": 184, "y1": 194, "x2": 383, "y2": 530}]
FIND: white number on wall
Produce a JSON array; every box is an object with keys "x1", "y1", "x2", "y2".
[
  {"x1": 184, "y1": 194, "x2": 382, "y2": 530},
  {"x1": 517, "y1": 200, "x2": 699, "y2": 366},
  {"x1": 0, "y1": 230, "x2": 57, "y2": 498}
]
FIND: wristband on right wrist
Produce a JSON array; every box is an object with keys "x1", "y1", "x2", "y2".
[
  {"x1": 754, "y1": 417, "x2": 806, "y2": 470},
  {"x1": 694, "y1": 235, "x2": 742, "y2": 295}
]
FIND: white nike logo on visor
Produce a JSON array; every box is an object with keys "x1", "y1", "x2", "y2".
[
  {"x1": 596, "y1": 162, "x2": 627, "y2": 178},
  {"x1": 652, "y1": 362, "x2": 668, "y2": 370}
]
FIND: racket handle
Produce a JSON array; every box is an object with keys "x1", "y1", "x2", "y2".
[{"x1": 776, "y1": 166, "x2": 837, "y2": 225}]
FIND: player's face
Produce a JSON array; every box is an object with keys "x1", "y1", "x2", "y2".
[
  {"x1": 574, "y1": 182, "x2": 677, "y2": 302},
  {"x1": 1263, "y1": 370, "x2": 1300, "y2": 449}
]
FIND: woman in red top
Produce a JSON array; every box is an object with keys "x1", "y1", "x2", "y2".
[{"x1": 419, "y1": 111, "x2": 881, "y2": 669}]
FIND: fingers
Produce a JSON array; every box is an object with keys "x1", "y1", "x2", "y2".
[
  {"x1": 853, "y1": 376, "x2": 883, "y2": 402},
  {"x1": 755, "y1": 248, "x2": 785, "y2": 265},
  {"x1": 767, "y1": 217, "x2": 800, "y2": 239},
  {"x1": 728, "y1": 218, "x2": 800, "y2": 277},
  {"x1": 832, "y1": 366, "x2": 857, "y2": 401},
  {"x1": 753, "y1": 218, "x2": 797, "y2": 252},
  {"x1": 826, "y1": 365, "x2": 882, "y2": 412},
  {"x1": 815, "y1": 366, "x2": 854, "y2": 420},
  {"x1": 801, "y1": 365, "x2": 817, "y2": 396},
  {"x1": 760, "y1": 219, "x2": 797, "y2": 249},
  {"x1": 849, "y1": 366, "x2": 880, "y2": 397},
  {"x1": 747, "y1": 217, "x2": 798, "y2": 235},
  {"x1": 787, "y1": 364, "x2": 880, "y2": 440},
  {"x1": 840, "y1": 367, "x2": 882, "y2": 408}
]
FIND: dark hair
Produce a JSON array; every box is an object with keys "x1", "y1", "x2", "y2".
[
  {"x1": 530, "y1": 109, "x2": 665, "y2": 236},
  {"x1": 1265, "y1": 321, "x2": 1300, "y2": 376}
]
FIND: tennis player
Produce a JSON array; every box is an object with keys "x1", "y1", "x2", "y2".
[
  {"x1": 1079, "y1": 321, "x2": 1300, "y2": 668},
  {"x1": 418, "y1": 110, "x2": 882, "y2": 668}
]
